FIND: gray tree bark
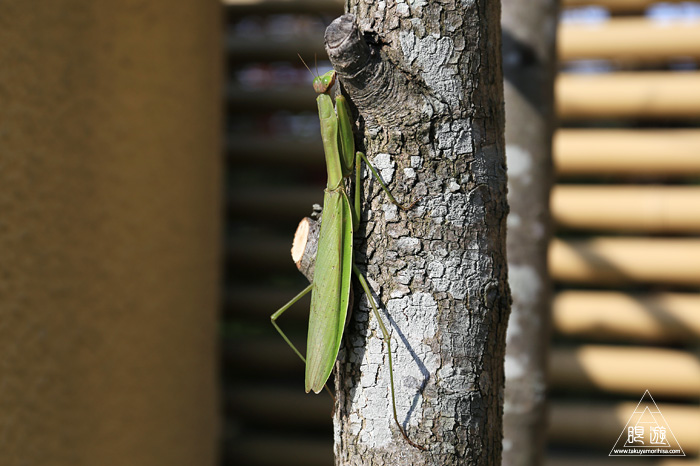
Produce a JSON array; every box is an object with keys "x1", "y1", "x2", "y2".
[
  {"x1": 501, "y1": 1, "x2": 558, "y2": 465},
  {"x1": 323, "y1": 3, "x2": 510, "y2": 464}
]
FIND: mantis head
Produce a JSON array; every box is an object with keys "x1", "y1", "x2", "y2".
[
  {"x1": 298, "y1": 54, "x2": 336, "y2": 95},
  {"x1": 312, "y1": 70, "x2": 336, "y2": 94}
]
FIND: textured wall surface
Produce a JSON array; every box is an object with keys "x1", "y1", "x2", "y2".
[{"x1": 0, "y1": 2, "x2": 222, "y2": 465}]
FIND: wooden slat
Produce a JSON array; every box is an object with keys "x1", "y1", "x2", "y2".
[
  {"x1": 549, "y1": 401, "x2": 700, "y2": 454},
  {"x1": 549, "y1": 237, "x2": 700, "y2": 286},
  {"x1": 227, "y1": 83, "x2": 316, "y2": 112},
  {"x1": 226, "y1": 384, "x2": 332, "y2": 427},
  {"x1": 549, "y1": 345, "x2": 700, "y2": 398},
  {"x1": 553, "y1": 291, "x2": 700, "y2": 343},
  {"x1": 224, "y1": 337, "x2": 306, "y2": 376},
  {"x1": 224, "y1": 434, "x2": 333, "y2": 466},
  {"x1": 559, "y1": 17, "x2": 700, "y2": 62},
  {"x1": 223, "y1": 0, "x2": 343, "y2": 14},
  {"x1": 552, "y1": 185, "x2": 700, "y2": 233},
  {"x1": 547, "y1": 456, "x2": 699, "y2": 466},
  {"x1": 227, "y1": 234, "x2": 295, "y2": 271},
  {"x1": 562, "y1": 0, "x2": 688, "y2": 13},
  {"x1": 554, "y1": 129, "x2": 700, "y2": 177},
  {"x1": 228, "y1": 72, "x2": 700, "y2": 118},
  {"x1": 225, "y1": 284, "x2": 311, "y2": 321},
  {"x1": 557, "y1": 71, "x2": 700, "y2": 120},
  {"x1": 226, "y1": 33, "x2": 327, "y2": 63},
  {"x1": 228, "y1": 186, "x2": 322, "y2": 220},
  {"x1": 227, "y1": 135, "x2": 323, "y2": 167}
]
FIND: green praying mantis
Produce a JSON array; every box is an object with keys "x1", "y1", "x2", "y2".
[{"x1": 270, "y1": 59, "x2": 424, "y2": 451}]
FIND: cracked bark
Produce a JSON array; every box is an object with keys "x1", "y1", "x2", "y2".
[
  {"x1": 501, "y1": 1, "x2": 557, "y2": 465},
  {"x1": 321, "y1": 4, "x2": 509, "y2": 465}
]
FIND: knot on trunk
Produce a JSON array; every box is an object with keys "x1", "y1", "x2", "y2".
[{"x1": 324, "y1": 14, "x2": 425, "y2": 128}]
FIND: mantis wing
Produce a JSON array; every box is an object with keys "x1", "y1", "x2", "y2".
[{"x1": 305, "y1": 189, "x2": 353, "y2": 394}]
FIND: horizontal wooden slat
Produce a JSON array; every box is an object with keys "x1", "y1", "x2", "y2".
[
  {"x1": 229, "y1": 71, "x2": 700, "y2": 118},
  {"x1": 562, "y1": 0, "x2": 688, "y2": 13},
  {"x1": 227, "y1": 234, "x2": 294, "y2": 271},
  {"x1": 224, "y1": 434, "x2": 333, "y2": 466},
  {"x1": 224, "y1": 337, "x2": 306, "y2": 376},
  {"x1": 226, "y1": 384, "x2": 332, "y2": 427},
  {"x1": 546, "y1": 456, "x2": 699, "y2": 466},
  {"x1": 227, "y1": 83, "x2": 316, "y2": 112},
  {"x1": 226, "y1": 33, "x2": 327, "y2": 63},
  {"x1": 553, "y1": 291, "x2": 700, "y2": 343},
  {"x1": 559, "y1": 17, "x2": 700, "y2": 62},
  {"x1": 227, "y1": 135, "x2": 324, "y2": 167},
  {"x1": 549, "y1": 401, "x2": 700, "y2": 454},
  {"x1": 552, "y1": 185, "x2": 700, "y2": 233},
  {"x1": 557, "y1": 71, "x2": 700, "y2": 120},
  {"x1": 228, "y1": 186, "x2": 322, "y2": 219},
  {"x1": 549, "y1": 237, "x2": 700, "y2": 286},
  {"x1": 553, "y1": 129, "x2": 700, "y2": 177},
  {"x1": 225, "y1": 284, "x2": 311, "y2": 321},
  {"x1": 223, "y1": 0, "x2": 343, "y2": 14},
  {"x1": 550, "y1": 345, "x2": 700, "y2": 398}
]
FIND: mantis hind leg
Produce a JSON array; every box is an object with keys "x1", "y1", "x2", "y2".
[{"x1": 352, "y1": 264, "x2": 426, "y2": 451}]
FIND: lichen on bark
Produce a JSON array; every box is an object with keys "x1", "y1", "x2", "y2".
[{"x1": 326, "y1": 3, "x2": 509, "y2": 465}]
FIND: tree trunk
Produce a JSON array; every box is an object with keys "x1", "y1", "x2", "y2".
[
  {"x1": 324, "y1": 3, "x2": 509, "y2": 464},
  {"x1": 501, "y1": 1, "x2": 558, "y2": 465}
]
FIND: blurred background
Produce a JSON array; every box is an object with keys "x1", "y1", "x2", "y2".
[{"x1": 1, "y1": 1, "x2": 698, "y2": 466}]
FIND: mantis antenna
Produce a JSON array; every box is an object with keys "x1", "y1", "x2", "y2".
[{"x1": 297, "y1": 53, "x2": 316, "y2": 79}]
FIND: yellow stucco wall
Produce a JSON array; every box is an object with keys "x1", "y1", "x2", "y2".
[{"x1": 0, "y1": 2, "x2": 222, "y2": 465}]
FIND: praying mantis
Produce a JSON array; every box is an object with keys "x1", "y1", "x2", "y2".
[{"x1": 270, "y1": 60, "x2": 425, "y2": 451}]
